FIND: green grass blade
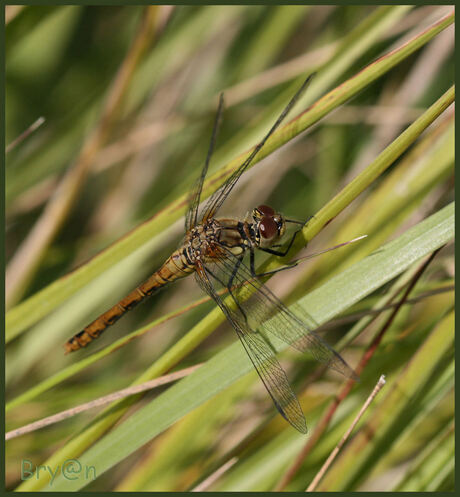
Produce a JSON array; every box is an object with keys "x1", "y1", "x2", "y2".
[
  {"x1": 316, "y1": 309, "x2": 454, "y2": 491},
  {"x1": 34, "y1": 202, "x2": 453, "y2": 491},
  {"x1": 6, "y1": 10, "x2": 454, "y2": 342},
  {"x1": 7, "y1": 84, "x2": 453, "y2": 408}
]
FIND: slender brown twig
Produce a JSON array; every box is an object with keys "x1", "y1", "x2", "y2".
[
  {"x1": 274, "y1": 248, "x2": 443, "y2": 491},
  {"x1": 6, "y1": 116, "x2": 45, "y2": 153},
  {"x1": 6, "y1": 364, "x2": 202, "y2": 441},
  {"x1": 191, "y1": 457, "x2": 238, "y2": 492},
  {"x1": 306, "y1": 375, "x2": 386, "y2": 491}
]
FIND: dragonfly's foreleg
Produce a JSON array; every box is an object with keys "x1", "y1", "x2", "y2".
[
  {"x1": 250, "y1": 246, "x2": 297, "y2": 278},
  {"x1": 261, "y1": 214, "x2": 313, "y2": 256},
  {"x1": 252, "y1": 215, "x2": 313, "y2": 277},
  {"x1": 262, "y1": 231, "x2": 300, "y2": 259}
]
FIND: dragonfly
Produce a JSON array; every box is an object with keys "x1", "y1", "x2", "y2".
[{"x1": 65, "y1": 73, "x2": 357, "y2": 433}]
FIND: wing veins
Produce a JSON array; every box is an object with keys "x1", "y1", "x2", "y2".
[
  {"x1": 195, "y1": 262, "x2": 307, "y2": 433},
  {"x1": 202, "y1": 73, "x2": 315, "y2": 222},
  {"x1": 211, "y1": 252, "x2": 358, "y2": 380},
  {"x1": 185, "y1": 93, "x2": 224, "y2": 231}
]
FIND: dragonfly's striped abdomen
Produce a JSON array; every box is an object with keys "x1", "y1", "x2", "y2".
[{"x1": 64, "y1": 248, "x2": 195, "y2": 353}]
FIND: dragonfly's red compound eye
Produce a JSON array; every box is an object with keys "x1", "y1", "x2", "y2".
[
  {"x1": 257, "y1": 204, "x2": 275, "y2": 217},
  {"x1": 259, "y1": 217, "x2": 278, "y2": 239}
]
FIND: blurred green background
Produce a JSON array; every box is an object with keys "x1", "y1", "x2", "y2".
[{"x1": 5, "y1": 5, "x2": 454, "y2": 491}]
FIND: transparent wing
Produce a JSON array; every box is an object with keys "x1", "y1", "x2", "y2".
[
  {"x1": 201, "y1": 73, "x2": 314, "y2": 223},
  {"x1": 185, "y1": 93, "x2": 224, "y2": 231},
  {"x1": 195, "y1": 262, "x2": 308, "y2": 433},
  {"x1": 204, "y1": 251, "x2": 358, "y2": 381}
]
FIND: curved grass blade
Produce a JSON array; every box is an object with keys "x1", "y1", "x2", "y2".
[
  {"x1": 32, "y1": 202, "x2": 453, "y2": 491},
  {"x1": 6, "y1": 10, "x2": 454, "y2": 341}
]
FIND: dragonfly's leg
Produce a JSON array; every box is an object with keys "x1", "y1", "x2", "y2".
[
  {"x1": 269, "y1": 216, "x2": 313, "y2": 250},
  {"x1": 226, "y1": 256, "x2": 243, "y2": 288},
  {"x1": 255, "y1": 226, "x2": 305, "y2": 274},
  {"x1": 292, "y1": 214, "x2": 313, "y2": 224},
  {"x1": 258, "y1": 214, "x2": 313, "y2": 259},
  {"x1": 223, "y1": 258, "x2": 251, "y2": 324},
  {"x1": 284, "y1": 214, "x2": 314, "y2": 229},
  {"x1": 250, "y1": 247, "x2": 297, "y2": 278},
  {"x1": 205, "y1": 264, "x2": 249, "y2": 324},
  {"x1": 263, "y1": 230, "x2": 300, "y2": 258},
  {"x1": 228, "y1": 259, "x2": 253, "y2": 323}
]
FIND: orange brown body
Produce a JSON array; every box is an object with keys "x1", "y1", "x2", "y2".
[
  {"x1": 64, "y1": 248, "x2": 194, "y2": 353},
  {"x1": 64, "y1": 217, "x2": 260, "y2": 353}
]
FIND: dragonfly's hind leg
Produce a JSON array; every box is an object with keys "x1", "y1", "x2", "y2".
[
  {"x1": 206, "y1": 262, "x2": 250, "y2": 326},
  {"x1": 223, "y1": 259, "x2": 251, "y2": 325}
]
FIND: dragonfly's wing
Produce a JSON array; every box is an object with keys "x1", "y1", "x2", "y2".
[
  {"x1": 195, "y1": 262, "x2": 308, "y2": 433},
  {"x1": 201, "y1": 73, "x2": 314, "y2": 223},
  {"x1": 206, "y1": 251, "x2": 358, "y2": 381},
  {"x1": 185, "y1": 94, "x2": 224, "y2": 231}
]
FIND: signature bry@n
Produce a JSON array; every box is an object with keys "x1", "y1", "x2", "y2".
[{"x1": 21, "y1": 459, "x2": 96, "y2": 485}]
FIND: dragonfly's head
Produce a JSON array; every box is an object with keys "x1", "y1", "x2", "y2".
[{"x1": 252, "y1": 204, "x2": 286, "y2": 248}]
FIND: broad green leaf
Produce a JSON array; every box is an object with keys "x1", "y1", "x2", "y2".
[{"x1": 40, "y1": 202, "x2": 453, "y2": 491}]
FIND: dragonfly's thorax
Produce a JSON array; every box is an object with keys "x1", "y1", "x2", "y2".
[
  {"x1": 184, "y1": 218, "x2": 250, "y2": 262},
  {"x1": 184, "y1": 205, "x2": 286, "y2": 263}
]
